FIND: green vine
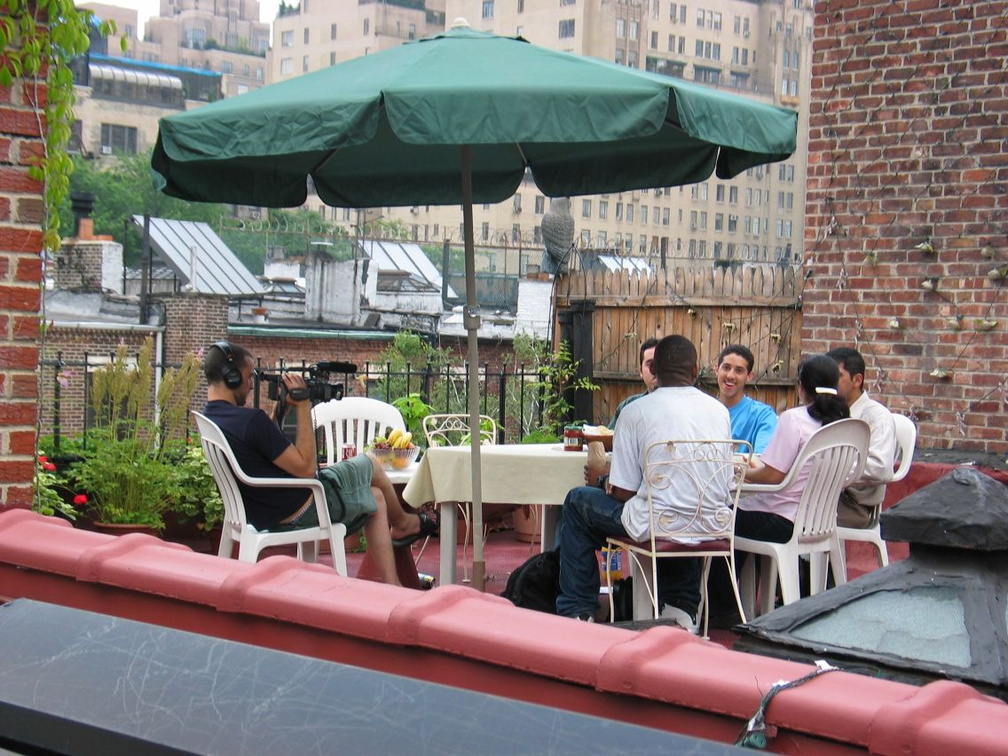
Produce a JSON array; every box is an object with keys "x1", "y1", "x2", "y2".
[{"x1": 0, "y1": 1, "x2": 116, "y2": 251}]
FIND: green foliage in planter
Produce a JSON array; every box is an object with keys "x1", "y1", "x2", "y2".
[
  {"x1": 71, "y1": 433, "x2": 178, "y2": 528},
  {"x1": 391, "y1": 393, "x2": 433, "y2": 447},
  {"x1": 68, "y1": 338, "x2": 201, "y2": 529},
  {"x1": 520, "y1": 429, "x2": 562, "y2": 444},
  {"x1": 510, "y1": 335, "x2": 599, "y2": 438},
  {"x1": 32, "y1": 453, "x2": 77, "y2": 521},
  {"x1": 170, "y1": 445, "x2": 224, "y2": 532}
]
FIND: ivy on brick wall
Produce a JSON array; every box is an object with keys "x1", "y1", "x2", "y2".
[{"x1": 0, "y1": 0, "x2": 116, "y2": 251}]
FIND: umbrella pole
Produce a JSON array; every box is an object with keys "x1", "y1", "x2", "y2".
[{"x1": 460, "y1": 145, "x2": 486, "y2": 591}]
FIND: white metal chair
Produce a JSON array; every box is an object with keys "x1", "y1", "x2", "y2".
[
  {"x1": 604, "y1": 439, "x2": 751, "y2": 638},
  {"x1": 734, "y1": 418, "x2": 869, "y2": 617},
  {"x1": 193, "y1": 412, "x2": 348, "y2": 575},
  {"x1": 836, "y1": 413, "x2": 916, "y2": 573},
  {"x1": 422, "y1": 413, "x2": 499, "y2": 582},
  {"x1": 312, "y1": 397, "x2": 406, "y2": 464}
]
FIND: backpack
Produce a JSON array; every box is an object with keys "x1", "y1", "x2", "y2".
[{"x1": 501, "y1": 549, "x2": 561, "y2": 613}]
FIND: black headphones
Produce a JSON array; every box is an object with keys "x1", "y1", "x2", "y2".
[{"x1": 214, "y1": 341, "x2": 243, "y2": 389}]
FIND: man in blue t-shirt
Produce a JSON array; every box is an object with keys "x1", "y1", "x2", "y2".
[
  {"x1": 715, "y1": 344, "x2": 778, "y2": 454},
  {"x1": 200, "y1": 341, "x2": 436, "y2": 586}
]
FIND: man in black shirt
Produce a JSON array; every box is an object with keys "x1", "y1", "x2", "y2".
[{"x1": 201, "y1": 341, "x2": 436, "y2": 586}]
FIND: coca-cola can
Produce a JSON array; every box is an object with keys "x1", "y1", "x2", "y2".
[{"x1": 342, "y1": 443, "x2": 358, "y2": 460}]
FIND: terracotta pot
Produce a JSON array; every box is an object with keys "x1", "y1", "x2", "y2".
[
  {"x1": 513, "y1": 505, "x2": 541, "y2": 544},
  {"x1": 92, "y1": 522, "x2": 161, "y2": 538}
]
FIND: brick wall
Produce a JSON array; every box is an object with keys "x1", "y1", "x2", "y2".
[
  {"x1": 805, "y1": 0, "x2": 1008, "y2": 455},
  {"x1": 0, "y1": 39, "x2": 46, "y2": 509}
]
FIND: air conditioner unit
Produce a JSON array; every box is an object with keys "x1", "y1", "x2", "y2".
[{"x1": 100, "y1": 145, "x2": 113, "y2": 155}]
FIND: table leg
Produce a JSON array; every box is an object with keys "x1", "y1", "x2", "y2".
[
  {"x1": 439, "y1": 502, "x2": 457, "y2": 585},
  {"x1": 541, "y1": 506, "x2": 560, "y2": 552}
]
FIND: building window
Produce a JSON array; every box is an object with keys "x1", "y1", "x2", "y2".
[
  {"x1": 662, "y1": 208, "x2": 670, "y2": 226},
  {"x1": 481, "y1": 222, "x2": 490, "y2": 241},
  {"x1": 100, "y1": 123, "x2": 137, "y2": 154},
  {"x1": 364, "y1": 18, "x2": 370, "y2": 35},
  {"x1": 330, "y1": 52, "x2": 337, "y2": 65},
  {"x1": 715, "y1": 213, "x2": 724, "y2": 231},
  {"x1": 280, "y1": 58, "x2": 293, "y2": 75},
  {"x1": 535, "y1": 196, "x2": 545, "y2": 214},
  {"x1": 599, "y1": 200, "x2": 608, "y2": 220},
  {"x1": 628, "y1": 50, "x2": 638, "y2": 67},
  {"x1": 482, "y1": 1, "x2": 494, "y2": 20},
  {"x1": 728, "y1": 214, "x2": 738, "y2": 233},
  {"x1": 186, "y1": 27, "x2": 205, "y2": 47},
  {"x1": 640, "y1": 206, "x2": 648, "y2": 224},
  {"x1": 513, "y1": 194, "x2": 522, "y2": 213},
  {"x1": 281, "y1": 30, "x2": 293, "y2": 47},
  {"x1": 629, "y1": 20, "x2": 638, "y2": 40},
  {"x1": 518, "y1": 0, "x2": 525, "y2": 11},
  {"x1": 221, "y1": 60, "x2": 232, "y2": 73},
  {"x1": 559, "y1": 19, "x2": 575, "y2": 38},
  {"x1": 303, "y1": 55, "x2": 310, "y2": 72},
  {"x1": 304, "y1": 28, "x2": 310, "y2": 44},
  {"x1": 617, "y1": 18, "x2": 625, "y2": 37},
  {"x1": 615, "y1": 202, "x2": 623, "y2": 221},
  {"x1": 582, "y1": 199, "x2": 592, "y2": 218},
  {"x1": 512, "y1": 224, "x2": 521, "y2": 243},
  {"x1": 331, "y1": 23, "x2": 338, "y2": 40},
  {"x1": 615, "y1": 48, "x2": 625, "y2": 65}
]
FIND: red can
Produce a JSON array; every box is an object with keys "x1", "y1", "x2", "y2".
[{"x1": 342, "y1": 443, "x2": 358, "y2": 460}]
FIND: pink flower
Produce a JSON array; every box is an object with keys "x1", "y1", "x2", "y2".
[{"x1": 73, "y1": 494, "x2": 88, "y2": 506}]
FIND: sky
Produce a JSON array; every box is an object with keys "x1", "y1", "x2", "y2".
[{"x1": 85, "y1": 1, "x2": 283, "y2": 37}]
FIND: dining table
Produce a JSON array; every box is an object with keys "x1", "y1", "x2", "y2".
[{"x1": 401, "y1": 443, "x2": 592, "y2": 585}]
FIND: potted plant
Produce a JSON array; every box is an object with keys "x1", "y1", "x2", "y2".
[
  {"x1": 163, "y1": 443, "x2": 224, "y2": 550},
  {"x1": 68, "y1": 338, "x2": 200, "y2": 533},
  {"x1": 32, "y1": 453, "x2": 80, "y2": 522}
]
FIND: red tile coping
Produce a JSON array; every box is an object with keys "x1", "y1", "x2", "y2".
[{"x1": 1, "y1": 508, "x2": 1006, "y2": 753}]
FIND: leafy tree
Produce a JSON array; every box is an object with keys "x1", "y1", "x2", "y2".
[{"x1": 58, "y1": 152, "x2": 227, "y2": 266}]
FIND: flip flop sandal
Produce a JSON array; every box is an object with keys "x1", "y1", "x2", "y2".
[{"x1": 392, "y1": 511, "x2": 439, "y2": 549}]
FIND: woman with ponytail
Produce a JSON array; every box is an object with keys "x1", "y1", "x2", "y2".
[{"x1": 735, "y1": 353, "x2": 850, "y2": 543}]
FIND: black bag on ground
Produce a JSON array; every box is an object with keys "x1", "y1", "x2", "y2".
[{"x1": 500, "y1": 549, "x2": 561, "y2": 613}]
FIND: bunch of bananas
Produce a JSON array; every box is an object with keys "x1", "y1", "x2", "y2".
[{"x1": 387, "y1": 428, "x2": 414, "y2": 449}]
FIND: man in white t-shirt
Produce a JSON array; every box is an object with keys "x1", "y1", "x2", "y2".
[
  {"x1": 555, "y1": 335, "x2": 733, "y2": 626},
  {"x1": 826, "y1": 347, "x2": 897, "y2": 528}
]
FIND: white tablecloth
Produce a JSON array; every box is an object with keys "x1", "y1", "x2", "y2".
[{"x1": 402, "y1": 444, "x2": 589, "y2": 584}]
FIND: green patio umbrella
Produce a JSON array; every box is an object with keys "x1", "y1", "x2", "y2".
[{"x1": 153, "y1": 20, "x2": 797, "y2": 590}]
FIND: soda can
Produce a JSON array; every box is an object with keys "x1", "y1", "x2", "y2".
[{"x1": 342, "y1": 443, "x2": 358, "y2": 460}]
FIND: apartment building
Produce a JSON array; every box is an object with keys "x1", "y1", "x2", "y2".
[
  {"x1": 278, "y1": 0, "x2": 811, "y2": 270},
  {"x1": 81, "y1": 0, "x2": 272, "y2": 98},
  {"x1": 268, "y1": 0, "x2": 447, "y2": 80}
]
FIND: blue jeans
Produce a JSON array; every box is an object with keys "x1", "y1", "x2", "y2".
[{"x1": 556, "y1": 486, "x2": 700, "y2": 618}]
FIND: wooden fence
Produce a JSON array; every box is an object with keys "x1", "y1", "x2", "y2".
[{"x1": 553, "y1": 265, "x2": 804, "y2": 423}]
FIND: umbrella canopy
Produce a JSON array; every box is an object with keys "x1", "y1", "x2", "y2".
[
  {"x1": 153, "y1": 25, "x2": 796, "y2": 207},
  {"x1": 153, "y1": 22, "x2": 798, "y2": 590}
]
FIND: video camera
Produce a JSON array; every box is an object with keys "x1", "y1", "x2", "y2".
[{"x1": 256, "y1": 360, "x2": 358, "y2": 405}]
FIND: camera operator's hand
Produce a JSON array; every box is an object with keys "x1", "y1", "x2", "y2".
[{"x1": 282, "y1": 372, "x2": 311, "y2": 404}]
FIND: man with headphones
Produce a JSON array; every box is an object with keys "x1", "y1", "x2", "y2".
[{"x1": 201, "y1": 341, "x2": 437, "y2": 587}]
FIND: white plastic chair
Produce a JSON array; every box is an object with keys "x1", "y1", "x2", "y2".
[
  {"x1": 193, "y1": 412, "x2": 348, "y2": 575},
  {"x1": 312, "y1": 397, "x2": 405, "y2": 464},
  {"x1": 734, "y1": 418, "x2": 869, "y2": 617},
  {"x1": 422, "y1": 413, "x2": 499, "y2": 582},
  {"x1": 604, "y1": 439, "x2": 751, "y2": 638},
  {"x1": 836, "y1": 413, "x2": 916, "y2": 573}
]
